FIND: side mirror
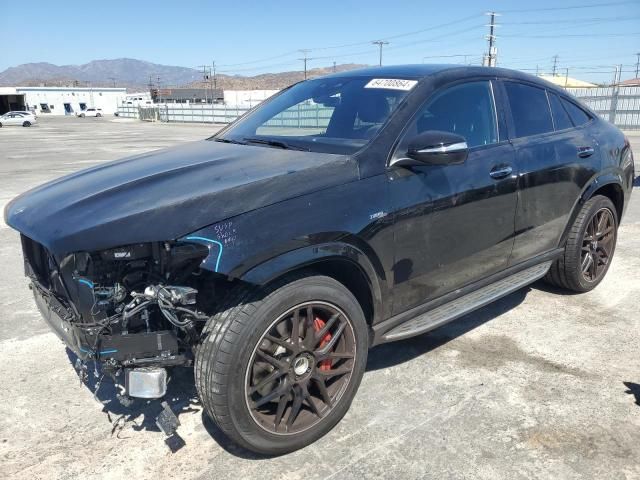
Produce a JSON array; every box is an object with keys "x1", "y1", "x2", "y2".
[{"x1": 394, "y1": 130, "x2": 468, "y2": 167}]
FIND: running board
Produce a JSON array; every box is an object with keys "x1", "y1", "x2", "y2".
[{"x1": 380, "y1": 261, "x2": 552, "y2": 343}]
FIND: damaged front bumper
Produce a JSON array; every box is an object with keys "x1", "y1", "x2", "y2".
[{"x1": 31, "y1": 279, "x2": 187, "y2": 368}]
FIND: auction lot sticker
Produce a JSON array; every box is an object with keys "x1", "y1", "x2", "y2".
[{"x1": 364, "y1": 78, "x2": 418, "y2": 91}]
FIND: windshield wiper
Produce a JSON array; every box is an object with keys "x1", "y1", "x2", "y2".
[
  {"x1": 243, "y1": 137, "x2": 310, "y2": 151},
  {"x1": 213, "y1": 137, "x2": 246, "y2": 145}
]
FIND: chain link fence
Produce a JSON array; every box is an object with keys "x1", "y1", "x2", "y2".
[
  {"x1": 117, "y1": 85, "x2": 640, "y2": 130},
  {"x1": 569, "y1": 86, "x2": 640, "y2": 130}
]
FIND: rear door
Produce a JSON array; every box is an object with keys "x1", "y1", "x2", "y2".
[{"x1": 503, "y1": 81, "x2": 600, "y2": 264}]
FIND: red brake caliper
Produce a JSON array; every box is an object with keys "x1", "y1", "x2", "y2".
[{"x1": 313, "y1": 316, "x2": 333, "y2": 371}]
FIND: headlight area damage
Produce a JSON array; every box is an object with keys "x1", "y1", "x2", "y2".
[{"x1": 22, "y1": 234, "x2": 222, "y2": 424}]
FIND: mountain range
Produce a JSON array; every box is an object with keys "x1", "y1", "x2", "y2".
[{"x1": 0, "y1": 58, "x2": 367, "y2": 91}]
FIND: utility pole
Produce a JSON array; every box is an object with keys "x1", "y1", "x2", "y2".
[
  {"x1": 552, "y1": 55, "x2": 559, "y2": 76},
  {"x1": 157, "y1": 75, "x2": 162, "y2": 103},
  {"x1": 212, "y1": 60, "x2": 217, "y2": 96},
  {"x1": 298, "y1": 50, "x2": 312, "y2": 80},
  {"x1": 564, "y1": 68, "x2": 569, "y2": 87},
  {"x1": 333, "y1": 61, "x2": 337, "y2": 73},
  {"x1": 372, "y1": 41, "x2": 389, "y2": 66},
  {"x1": 198, "y1": 65, "x2": 210, "y2": 103},
  {"x1": 108, "y1": 77, "x2": 116, "y2": 88},
  {"x1": 635, "y1": 52, "x2": 640, "y2": 78},
  {"x1": 484, "y1": 12, "x2": 499, "y2": 67}
]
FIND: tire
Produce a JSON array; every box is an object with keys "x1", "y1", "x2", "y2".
[
  {"x1": 195, "y1": 273, "x2": 368, "y2": 455},
  {"x1": 79, "y1": 113, "x2": 85, "y2": 118},
  {"x1": 96, "y1": 113, "x2": 102, "y2": 117},
  {"x1": 545, "y1": 195, "x2": 618, "y2": 292},
  {"x1": 0, "y1": 123, "x2": 3, "y2": 127},
  {"x1": 22, "y1": 121, "x2": 31, "y2": 127}
]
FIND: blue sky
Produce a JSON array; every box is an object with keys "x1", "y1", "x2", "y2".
[{"x1": 4, "y1": 0, "x2": 640, "y2": 83}]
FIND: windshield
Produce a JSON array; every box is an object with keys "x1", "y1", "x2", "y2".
[{"x1": 216, "y1": 76, "x2": 417, "y2": 154}]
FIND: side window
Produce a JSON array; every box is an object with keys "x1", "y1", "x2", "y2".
[
  {"x1": 405, "y1": 81, "x2": 498, "y2": 149},
  {"x1": 504, "y1": 82, "x2": 554, "y2": 138},
  {"x1": 548, "y1": 92, "x2": 573, "y2": 131},
  {"x1": 560, "y1": 98, "x2": 591, "y2": 126}
]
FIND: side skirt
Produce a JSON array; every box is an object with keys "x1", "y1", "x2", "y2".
[{"x1": 372, "y1": 251, "x2": 561, "y2": 345}]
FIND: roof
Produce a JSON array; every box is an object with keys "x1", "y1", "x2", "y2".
[
  {"x1": 323, "y1": 64, "x2": 547, "y2": 84},
  {"x1": 618, "y1": 77, "x2": 640, "y2": 86},
  {"x1": 538, "y1": 75, "x2": 596, "y2": 88},
  {"x1": 14, "y1": 86, "x2": 127, "y2": 92}
]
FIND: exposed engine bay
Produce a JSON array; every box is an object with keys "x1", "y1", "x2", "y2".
[{"x1": 21, "y1": 235, "x2": 226, "y2": 407}]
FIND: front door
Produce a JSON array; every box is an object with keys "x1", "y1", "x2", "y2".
[{"x1": 388, "y1": 80, "x2": 518, "y2": 315}]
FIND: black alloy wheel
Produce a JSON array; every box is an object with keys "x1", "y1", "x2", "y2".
[
  {"x1": 581, "y1": 207, "x2": 615, "y2": 283},
  {"x1": 245, "y1": 301, "x2": 356, "y2": 435},
  {"x1": 545, "y1": 195, "x2": 618, "y2": 292},
  {"x1": 23, "y1": 121, "x2": 31, "y2": 127},
  {"x1": 195, "y1": 273, "x2": 368, "y2": 455}
]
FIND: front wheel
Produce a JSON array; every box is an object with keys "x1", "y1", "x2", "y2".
[
  {"x1": 545, "y1": 195, "x2": 618, "y2": 292},
  {"x1": 195, "y1": 274, "x2": 368, "y2": 455},
  {"x1": 22, "y1": 121, "x2": 31, "y2": 127},
  {"x1": 96, "y1": 113, "x2": 102, "y2": 117}
]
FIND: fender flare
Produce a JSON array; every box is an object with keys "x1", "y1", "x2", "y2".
[
  {"x1": 239, "y1": 241, "x2": 386, "y2": 324},
  {"x1": 559, "y1": 171, "x2": 624, "y2": 246}
]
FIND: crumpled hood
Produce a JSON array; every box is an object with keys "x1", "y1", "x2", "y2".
[{"x1": 5, "y1": 140, "x2": 357, "y2": 256}]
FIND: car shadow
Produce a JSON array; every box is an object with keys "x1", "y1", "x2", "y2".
[
  {"x1": 65, "y1": 348, "x2": 199, "y2": 450},
  {"x1": 623, "y1": 381, "x2": 640, "y2": 406},
  {"x1": 366, "y1": 285, "x2": 530, "y2": 371}
]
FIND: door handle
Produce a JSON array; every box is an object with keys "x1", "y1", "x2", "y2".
[
  {"x1": 489, "y1": 165, "x2": 513, "y2": 179},
  {"x1": 577, "y1": 146, "x2": 595, "y2": 158}
]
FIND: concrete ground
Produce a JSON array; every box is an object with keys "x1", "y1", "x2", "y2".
[{"x1": 0, "y1": 116, "x2": 639, "y2": 480}]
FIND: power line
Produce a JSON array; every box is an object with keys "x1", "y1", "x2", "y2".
[
  {"x1": 217, "y1": 13, "x2": 483, "y2": 70},
  {"x1": 500, "y1": 1, "x2": 637, "y2": 13},
  {"x1": 500, "y1": 14, "x2": 640, "y2": 25},
  {"x1": 501, "y1": 31, "x2": 640, "y2": 38}
]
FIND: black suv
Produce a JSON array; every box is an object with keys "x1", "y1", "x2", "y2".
[{"x1": 5, "y1": 65, "x2": 635, "y2": 454}]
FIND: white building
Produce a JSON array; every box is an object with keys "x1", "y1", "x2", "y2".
[
  {"x1": 223, "y1": 90, "x2": 279, "y2": 107},
  {"x1": 0, "y1": 86, "x2": 127, "y2": 116}
]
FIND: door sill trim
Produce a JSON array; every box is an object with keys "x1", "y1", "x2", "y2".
[{"x1": 372, "y1": 250, "x2": 561, "y2": 345}]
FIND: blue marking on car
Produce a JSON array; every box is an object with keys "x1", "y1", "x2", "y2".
[
  {"x1": 77, "y1": 278, "x2": 94, "y2": 288},
  {"x1": 185, "y1": 236, "x2": 224, "y2": 272}
]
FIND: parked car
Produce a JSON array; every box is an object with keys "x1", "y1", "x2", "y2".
[
  {"x1": 0, "y1": 111, "x2": 37, "y2": 127},
  {"x1": 77, "y1": 108, "x2": 103, "y2": 118},
  {"x1": 4, "y1": 65, "x2": 634, "y2": 455}
]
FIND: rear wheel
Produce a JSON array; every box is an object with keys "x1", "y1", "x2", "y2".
[
  {"x1": 195, "y1": 274, "x2": 368, "y2": 455},
  {"x1": 22, "y1": 121, "x2": 31, "y2": 127},
  {"x1": 96, "y1": 113, "x2": 102, "y2": 117},
  {"x1": 545, "y1": 195, "x2": 618, "y2": 292}
]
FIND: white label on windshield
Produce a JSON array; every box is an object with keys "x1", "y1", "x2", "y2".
[{"x1": 364, "y1": 78, "x2": 418, "y2": 91}]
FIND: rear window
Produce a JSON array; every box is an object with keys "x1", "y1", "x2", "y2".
[
  {"x1": 548, "y1": 92, "x2": 573, "y2": 131},
  {"x1": 560, "y1": 98, "x2": 591, "y2": 126},
  {"x1": 504, "y1": 82, "x2": 554, "y2": 138}
]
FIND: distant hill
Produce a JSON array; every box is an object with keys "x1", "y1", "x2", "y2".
[{"x1": 0, "y1": 58, "x2": 368, "y2": 91}]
